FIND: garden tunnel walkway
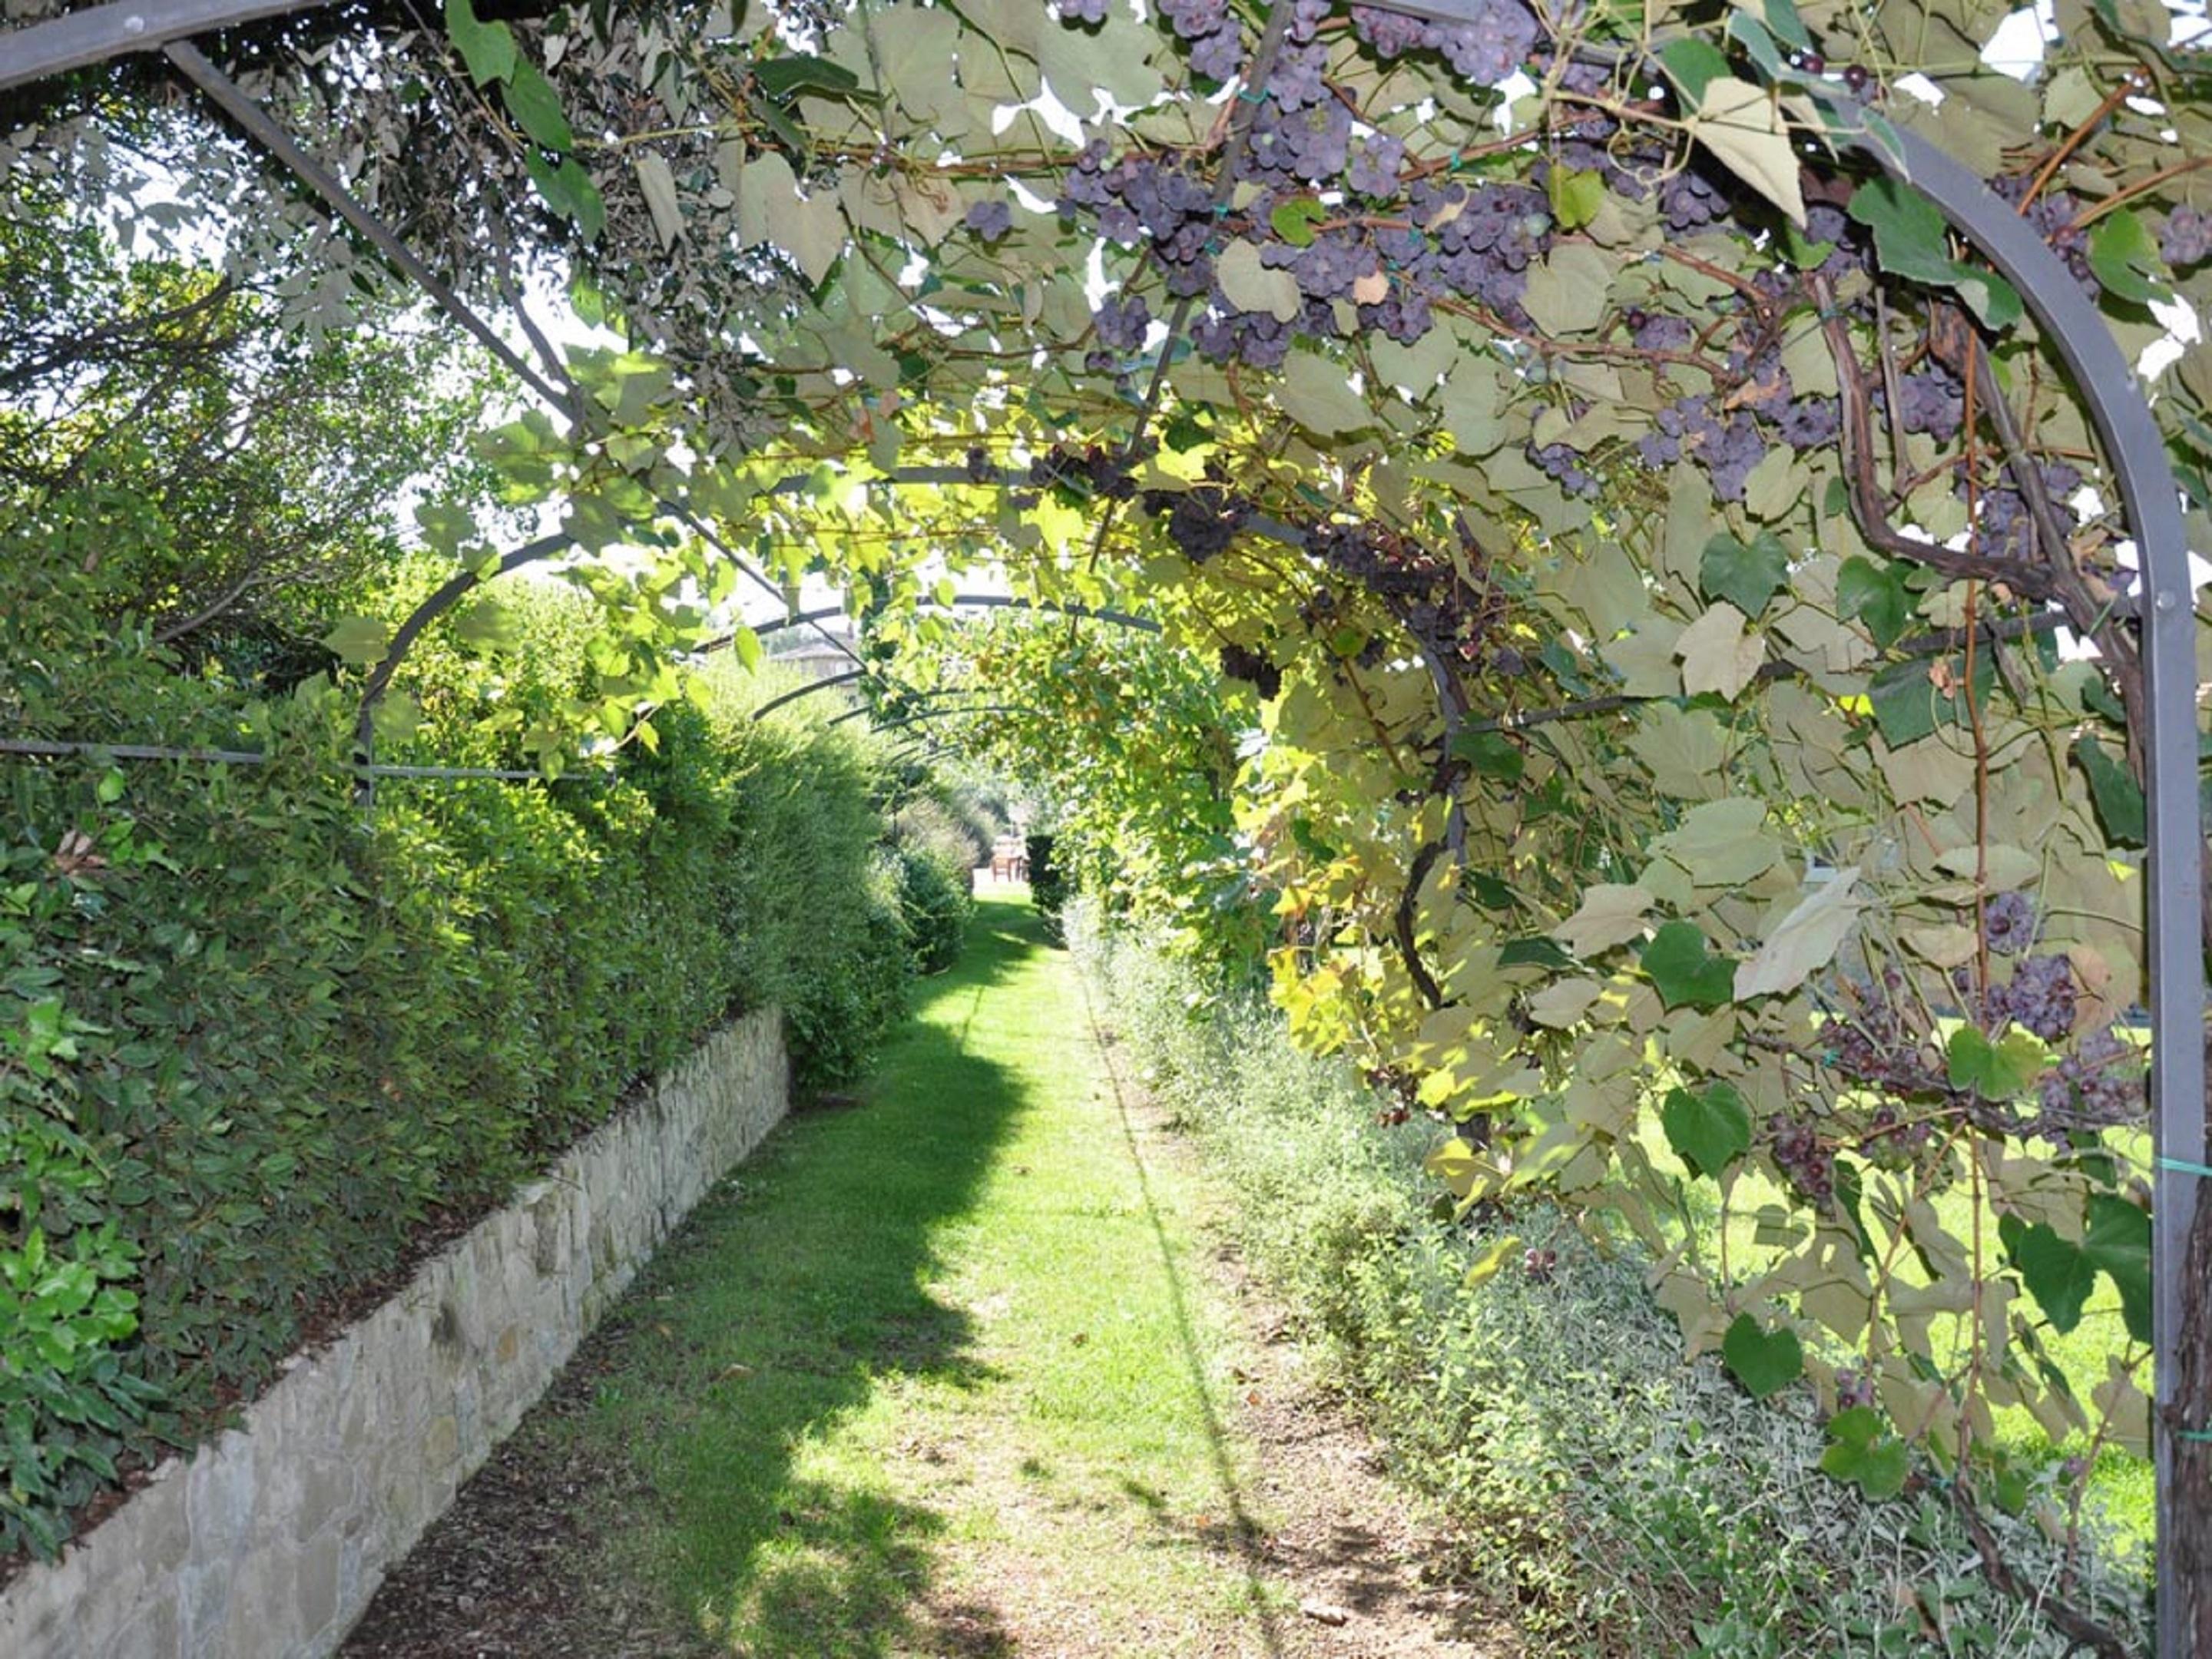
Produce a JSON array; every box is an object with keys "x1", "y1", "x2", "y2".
[{"x1": 339, "y1": 887, "x2": 1508, "y2": 1659}]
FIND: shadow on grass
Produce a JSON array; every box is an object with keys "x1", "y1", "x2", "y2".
[{"x1": 576, "y1": 906, "x2": 1038, "y2": 1657}]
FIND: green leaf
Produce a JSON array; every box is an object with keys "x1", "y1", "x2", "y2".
[
  {"x1": 1548, "y1": 166, "x2": 1607, "y2": 231},
  {"x1": 1451, "y1": 730, "x2": 1525, "y2": 783},
  {"x1": 1847, "y1": 178, "x2": 2022, "y2": 330},
  {"x1": 1722, "y1": 1311, "x2": 1803, "y2": 1398},
  {"x1": 1641, "y1": 921, "x2": 1738, "y2": 1011},
  {"x1": 1660, "y1": 38, "x2": 1732, "y2": 104},
  {"x1": 1867, "y1": 649, "x2": 1993, "y2": 747},
  {"x1": 1663, "y1": 1082, "x2": 1753, "y2": 1180},
  {"x1": 2087, "y1": 208, "x2": 2173, "y2": 306},
  {"x1": 1820, "y1": 1406, "x2": 1910, "y2": 1498},
  {"x1": 1835, "y1": 556, "x2": 1911, "y2": 648},
  {"x1": 2072, "y1": 736, "x2": 2146, "y2": 846},
  {"x1": 443, "y1": 0, "x2": 517, "y2": 85},
  {"x1": 1999, "y1": 1214, "x2": 2098, "y2": 1333},
  {"x1": 1945, "y1": 1025, "x2": 2051, "y2": 1099},
  {"x1": 2084, "y1": 1194, "x2": 2152, "y2": 1344},
  {"x1": 322, "y1": 615, "x2": 391, "y2": 669},
  {"x1": 1270, "y1": 198, "x2": 1328, "y2": 247},
  {"x1": 94, "y1": 769, "x2": 125, "y2": 806},
  {"x1": 524, "y1": 152, "x2": 606, "y2": 242},
  {"x1": 1700, "y1": 530, "x2": 1790, "y2": 618},
  {"x1": 1498, "y1": 936, "x2": 1575, "y2": 971},
  {"x1": 755, "y1": 53, "x2": 864, "y2": 100},
  {"x1": 502, "y1": 61, "x2": 575, "y2": 152}
]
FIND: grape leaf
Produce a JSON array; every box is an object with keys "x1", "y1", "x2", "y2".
[
  {"x1": 1945, "y1": 1025, "x2": 2051, "y2": 1099},
  {"x1": 1734, "y1": 869, "x2": 1863, "y2": 998},
  {"x1": 1660, "y1": 38, "x2": 1732, "y2": 104},
  {"x1": 1848, "y1": 177, "x2": 2021, "y2": 329},
  {"x1": 755, "y1": 54, "x2": 866, "y2": 99},
  {"x1": 2071, "y1": 736, "x2": 2146, "y2": 846},
  {"x1": 1548, "y1": 166, "x2": 1607, "y2": 230},
  {"x1": 1690, "y1": 78, "x2": 1806, "y2": 227},
  {"x1": 1820, "y1": 1406, "x2": 1909, "y2": 1498},
  {"x1": 1554, "y1": 882, "x2": 1654, "y2": 956},
  {"x1": 1836, "y1": 556, "x2": 1912, "y2": 648},
  {"x1": 1998, "y1": 1214, "x2": 2097, "y2": 1333},
  {"x1": 2087, "y1": 208, "x2": 2173, "y2": 306},
  {"x1": 323, "y1": 615, "x2": 392, "y2": 668},
  {"x1": 1675, "y1": 602, "x2": 1764, "y2": 700},
  {"x1": 1270, "y1": 198, "x2": 1328, "y2": 247},
  {"x1": 1700, "y1": 530, "x2": 1790, "y2": 618},
  {"x1": 1451, "y1": 730, "x2": 1525, "y2": 782},
  {"x1": 1643, "y1": 922, "x2": 1739, "y2": 1010},
  {"x1": 1216, "y1": 239, "x2": 1303, "y2": 323},
  {"x1": 502, "y1": 61, "x2": 575, "y2": 152},
  {"x1": 635, "y1": 152, "x2": 684, "y2": 248},
  {"x1": 1664, "y1": 1082, "x2": 1752, "y2": 1180},
  {"x1": 444, "y1": 0, "x2": 517, "y2": 86},
  {"x1": 1722, "y1": 1311, "x2": 1803, "y2": 1398},
  {"x1": 2084, "y1": 1195, "x2": 2152, "y2": 1343}
]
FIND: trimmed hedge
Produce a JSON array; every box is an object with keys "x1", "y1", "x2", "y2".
[{"x1": 0, "y1": 580, "x2": 912, "y2": 1563}]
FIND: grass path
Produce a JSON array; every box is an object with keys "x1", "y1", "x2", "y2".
[{"x1": 353, "y1": 888, "x2": 1356, "y2": 1657}]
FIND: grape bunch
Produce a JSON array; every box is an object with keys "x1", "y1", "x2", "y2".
[
  {"x1": 1218, "y1": 641, "x2": 1283, "y2": 699},
  {"x1": 2164, "y1": 204, "x2": 2212, "y2": 268},
  {"x1": 1144, "y1": 482, "x2": 1251, "y2": 562},
  {"x1": 962, "y1": 198, "x2": 1012, "y2": 242},
  {"x1": 1346, "y1": 0, "x2": 1539, "y2": 88},
  {"x1": 1766, "y1": 1111, "x2": 1836, "y2": 1201},
  {"x1": 1028, "y1": 441, "x2": 1144, "y2": 501}
]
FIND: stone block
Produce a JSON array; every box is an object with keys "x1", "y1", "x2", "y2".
[{"x1": 0, "y1": 1008, "x2": 789, "y2": 1659}]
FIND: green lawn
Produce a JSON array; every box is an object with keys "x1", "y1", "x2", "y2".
[{"x1": 553, "y1": 889, "x2": 1289, "y2": 1655}]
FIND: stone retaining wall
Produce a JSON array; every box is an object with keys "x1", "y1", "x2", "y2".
[{"x1": 0, "y1": 1008, "x2": 788, "y2": 1659}]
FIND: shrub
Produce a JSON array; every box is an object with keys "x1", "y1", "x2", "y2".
[
  {"x1": 1025, "y1": 830, "x2": 1067, "y2": 938},
  {"x1": 889, "y1": 843, "x2": 972, "y2": 975},
  {"x1": 1068, "y1": 906, "x2": 2151, "y2": 1659},
  {"x1": 0, "y1": 563, "x2": 916, "y2": 1561}
]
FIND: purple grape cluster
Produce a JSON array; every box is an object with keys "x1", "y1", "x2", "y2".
[
  {"x1": 1528, "y1": 438, "x2": 1600, "y2": 497},
  {"x1": 1348, "y1": 135, "x2": 1406, "y2": 200},
  {"x1": 963, "y1": 445, "x2": 996, "y2": 484},
  {"x1": 2035, "y1": 1028, "x2": 2144, "y2": 1134},
  {"x1": 1093, "y1": 293, "x2": 1152, "y2": 351},
  {"x1": 1304, "y1": 519, "x2": 1508, "y2": 667},
  {"x1": 963, "y1": 198, "x2": 1012, "y2": 242},
  {"x1": 1151, "y1": 0, "x2": 1247, "y2": 79},
  {"x1": 1636, "y1": 396, "x2": 1765, "y2": 500},
  {"x1": 1955, "y1": 459, "x2": 2080, "y2": 561},
  {"x1": 1767, "y1": 1111, "x2": 1836, "y2": 1200},
  {"x1": 2164, "y1": 204, "x2": 2212, "y2": 268},
  {"x1": 1346, "y1": 0, "x2": 1538, "y2": 88},
  {"x1": 1060, "y1": 144, "x2": 1220, "y2": 295},
  {"x1": 1835, "y1": 1369, "x2": 1876, "y2": 1411},
  {"x1": 1218, "y1": 641, "x2": 1283, "y2": 698},
  {"x1": 1992, "y1": 177, "x2": 2096, "y2": 297},
  {"x1": 1145, "y1": 482, "x2": 1251, "y2": 561},
  {"x1": 1858, "y1": 1103, "x2": 1932, "y2": 1171},
  {"x1": 1982, "y1": 892, "x2": 2037, "y2": 955},
  {"x1": 1892, "y1": 368, "x2": 1963, "y2": 442},
  {"x1": 1028, "y1": 440, "x2": 1142, "y2": 501},
  {"x1": 1056, "y1": 0, "x2": 1108, "y2": 20}
]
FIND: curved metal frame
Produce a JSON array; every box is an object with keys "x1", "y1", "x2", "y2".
[
  {"x1": 4, "y1": 2, "x2": 2204, "y2": 1637},
  {"x1": 1846, "y1": 123, "x2": 2204, "y2": 1654}
]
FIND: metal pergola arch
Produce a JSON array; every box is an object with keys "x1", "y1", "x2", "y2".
[{"x1": 2, "y1": 2, "x2": 2205, "y2": 1643}]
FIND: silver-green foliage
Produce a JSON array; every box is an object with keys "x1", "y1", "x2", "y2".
[{"x1": 1068, "y1": 908, "x2": 2150, "y2": 1657}]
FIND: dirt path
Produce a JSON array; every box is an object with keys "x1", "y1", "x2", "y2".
[{"x1": 341, "y1": 894, "x2": 1515, "y2": 1657}]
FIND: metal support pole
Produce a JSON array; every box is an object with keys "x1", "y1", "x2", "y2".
[
  {"x1": 0, "y1": 0, "x2": 332, "y2": 92},
  {"x1": 1848, "y1": 127, "x2": 2206, "y2": 1654}
]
